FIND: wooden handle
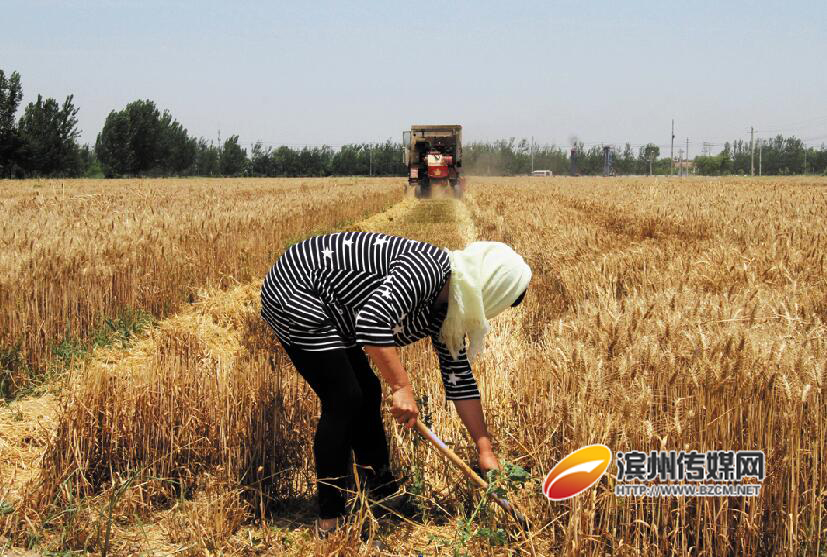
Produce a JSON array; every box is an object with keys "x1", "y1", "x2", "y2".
[
  {"x1": 415, "y1": 420, "x2": 489, "y2": 490},
  {"x1": 414, "y1": 421, "x2": 528, "y2": 527}
]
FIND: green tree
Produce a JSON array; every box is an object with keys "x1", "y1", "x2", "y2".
[
  {"x1": 302, "y1": 145, "x2": 334, "y2": 176},
  {"x1": 271, "y1": 145, "x2": 297, "y2": 176},
  {"x1": 639, "y1": 143, "x2": 660, "y2": 175},
  {"x1": 580, "y1": 145, "x2": 605, "y2": 175},
  {"x1": 332, "y1": 144, "x2": 368, "y2": 175},
  {"x1": 694, "y1": 154, "x2": 724, "y2": 175},
  {"x1": 219, "y1": 135, "x2": 247, "y2": 176},
  {"x1": 193, "y1": 138, "x2": 220, "y2": 176},
  {"x1": 95, "y1": 99, "x2": 196, "y2": 177},
  {"x1": 369, "y1": 140, "x2": 405, "y2": 176},
  {"x1": 0, "y1": 69, "x2": 25, "y2": 177},
  {"x1": 122, "y1": 100, "x2": 163, "y2": 174},
  {"x1": 533, "y1": 144, "x2": 568, "y2": 175},
  {"x1": 78, "y1": 144, "x2": 103, "y2": 177},
  {"x1": 158, "y1": 110, "x2": 196, "y2": 175},
  {"x1": 17, "y1": 94, "x2": 82, "y2": 176},
  {"x1": 613, "y1": 143, "x2": 636, "y2": 174},
  {"x1": 95, "y1": 110, "x2": 132, "y2": 177},
  {"x1": 250, "y1": 142, "x2": 273, "y2": 176}
]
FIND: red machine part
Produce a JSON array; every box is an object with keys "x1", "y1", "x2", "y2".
[
  {"x1": 428, "y1": 166, "x2": 447, "y2": 178},
  {"x1": 426, "y1": 152, "x2": 452, "y2": 179}
]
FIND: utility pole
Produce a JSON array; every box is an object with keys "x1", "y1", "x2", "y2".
[
  {"x1": 759, "y1": 140, "x2": 762, "y2": 176},
  {"x1": 670, "y1": 119, "x2": 675, "y2": 176},
  {"x1": 750, "y1": 126, "x2": 755, "y2": 176},
  {"x1": 531, "y1": 136, "x2": 535, "y2": 173},
  {"x1": 686, "y1": 137, "x2": 690, "y2": 176},
  {"x1": 369, "y1": 146, "x2": 373, "y2": 176},
  {"x1": 608, "y1": 147, "x2": 614, "y2": 176},
  {"x1": 803, "y1": 146, "x2": 807, "y2": 174}
]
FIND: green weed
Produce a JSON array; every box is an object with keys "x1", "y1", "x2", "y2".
[
  {"x1": 0, "y1": 343, "x2": 28, "y2": 399},
  {"x1": 51, "y1": 308, "x2": 155, "y2": 369},
  {"x1": 425, "y1": 461, "x2": 530, "y2": 556}
]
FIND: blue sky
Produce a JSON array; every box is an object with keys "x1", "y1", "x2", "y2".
[{"x1": 3, "y1": 0, "x2": 826, "y2": 153}]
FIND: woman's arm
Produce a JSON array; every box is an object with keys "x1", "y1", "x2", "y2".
[
  {"x1": 364, "y1": 347, "x2": 499, "y2": 472},
  {"x1": 453, "y1": 398, "x2": 501, "y2": 473},
  {"x1": 364, "y1": 345, "x2": 419, "y2": 429},
  {"x1": 427, "y1": 334, "x2": 498, "y2": 472}
]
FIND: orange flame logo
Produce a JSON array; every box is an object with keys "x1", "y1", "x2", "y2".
[{"x1": 542, "y1": 444, "x2": 612, "y2": 500}]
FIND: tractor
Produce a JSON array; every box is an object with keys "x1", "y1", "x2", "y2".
[{"x1": 403, "y1": 124, "x2": 463, "y2": 198}]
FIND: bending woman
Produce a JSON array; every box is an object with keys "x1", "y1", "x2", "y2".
[{"x1": 260, "y1": 231, "x2": 531, "y2": 533}]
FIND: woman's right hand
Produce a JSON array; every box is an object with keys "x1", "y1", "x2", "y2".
[
  {"x1": 363, "y1": 345, "x2": 418, "y2": 429},
  {"x1": 390, "y1": 384, "x2": 419, "y2": 429}
]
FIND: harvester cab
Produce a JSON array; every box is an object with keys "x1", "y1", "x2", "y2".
[{"x1": 403, "y1": 124, "x2": 463, "y2": 198}]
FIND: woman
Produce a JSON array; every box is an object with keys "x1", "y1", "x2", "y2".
[{"x1": 260, "y1": 231, "x2": 531, "y2": 534}]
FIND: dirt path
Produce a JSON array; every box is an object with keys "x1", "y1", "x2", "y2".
[{"x1": 0, "y1": 394, "x2": 59, "y2": 506}]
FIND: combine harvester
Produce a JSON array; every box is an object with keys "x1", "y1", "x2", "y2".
[{"x1": 403, "y1": 124, "x2": 464, "y2": 198}]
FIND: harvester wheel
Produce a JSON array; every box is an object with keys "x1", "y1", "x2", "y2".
[
  {"x1": 414, "y1": 183, "x2": 432, "y2": 199},
  {"x1": 452, "y1": 181, "x2": 463, "y2": 199}
]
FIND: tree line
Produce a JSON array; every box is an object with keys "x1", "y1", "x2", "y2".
[
  {"x1": 693, "y1": 136, "x2": 827, "y2": 176},
  {"x1": 2, "y1": 68, "x2": 826, "y2": 178}
]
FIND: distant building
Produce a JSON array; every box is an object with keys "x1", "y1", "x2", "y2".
[
  {"x1": 531, "y1": 170, "x2": 553, "y2": 176},
  {"x1": 674, "y1": 159, "x2": 695, "y2": 176}
]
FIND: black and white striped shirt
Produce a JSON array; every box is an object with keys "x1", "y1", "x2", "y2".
[{"x1": 260, "y1": 232, "x2": 479, "y2": 400}]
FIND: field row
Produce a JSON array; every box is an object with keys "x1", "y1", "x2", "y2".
[{"x1": 0, "y1": 177, "x2": 402, "y2": 394}]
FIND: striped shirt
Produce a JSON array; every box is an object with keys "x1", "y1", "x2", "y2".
[{"x1": 260, "y1": 232, "x2": 479, "y2": 400}]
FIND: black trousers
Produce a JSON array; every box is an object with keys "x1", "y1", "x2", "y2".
[{"x1": 281, "y1": 342, "x2": 398, "y2": 518}]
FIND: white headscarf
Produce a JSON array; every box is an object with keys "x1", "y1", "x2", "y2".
[{"x1": 439, "y1": 242, "x2": 532, "y2": 361}]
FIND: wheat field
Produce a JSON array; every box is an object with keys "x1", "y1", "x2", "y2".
[
  {"x1": 0, "y1": 177, "x2": 401, "y2": 395},
  {"x1": 1, "y1": 176, "x2": 825, "y2": 556}
]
